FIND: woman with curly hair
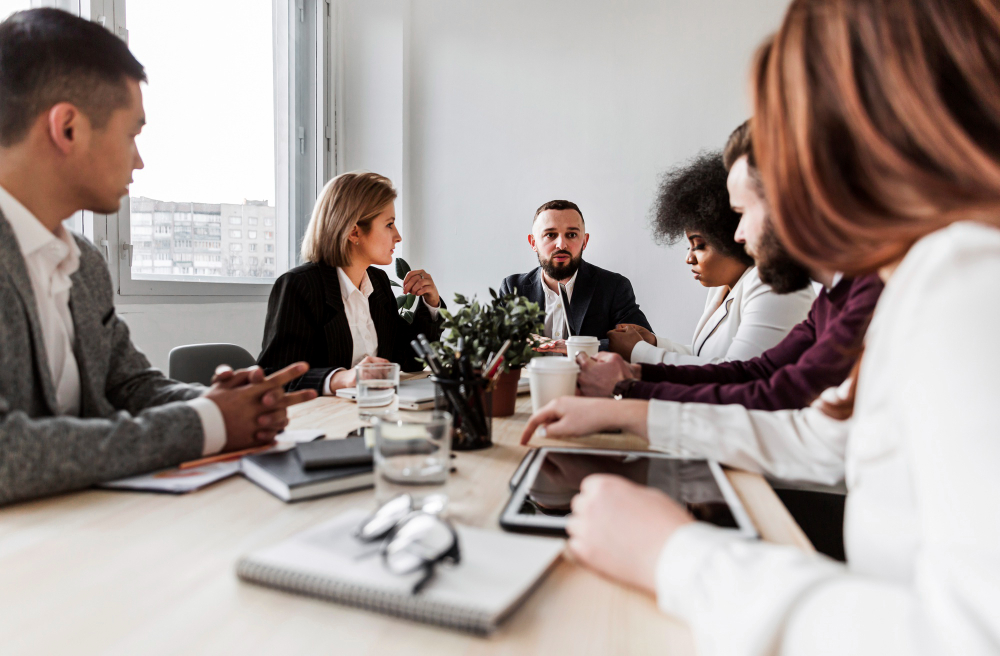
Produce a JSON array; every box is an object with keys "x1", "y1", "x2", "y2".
[{"x1": 609, "y1": 142, "x2": 814, "y2": 366}]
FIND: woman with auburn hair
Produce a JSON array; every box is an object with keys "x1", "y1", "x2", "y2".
[
  {"x1": 258, "y1": 172, "x2": 443, "y2": 393},
  {"x1": 519, "y1": 0, "x2": 1000, "y2": 652}
]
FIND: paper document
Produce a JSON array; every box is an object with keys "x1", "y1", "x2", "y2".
[{"x1": 99, "y1": 461, "x2": 240, "y2": 494}]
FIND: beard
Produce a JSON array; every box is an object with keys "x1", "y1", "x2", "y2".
[
  {"x1": 538, "y1": 249, "x2": 583, "y2": 281},
  {"x1": 749, "y1": 220, "x2": 812, "y2": 294}
]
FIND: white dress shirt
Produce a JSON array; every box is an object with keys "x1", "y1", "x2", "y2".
[
  {"x1": 631, "y1": 266, "x2": 815, "y2": 366},
  {"x1": 0, "y1": 185, "x2": 225, "y2": 455},
  {"x1": 542, "y1": 270, "x2": 578, "y2": 339},
  {"x1": 643, "y1": 222, "x2": 1000, "y2": 655},
  {"x1": 322, "y1": 266, "x2": 439, "y2": 394}
]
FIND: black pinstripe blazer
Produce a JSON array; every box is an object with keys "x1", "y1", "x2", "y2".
[{"x1": 257, "y1": 262, "x2": 443, "y2": 392}]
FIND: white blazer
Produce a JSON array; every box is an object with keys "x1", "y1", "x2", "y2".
[
  {"x1": 644, "y1": 222, "x2": 1000, "y2": 655},
  {"x1": 631, "y1": 266, "x2": 814, "y2": 365}
]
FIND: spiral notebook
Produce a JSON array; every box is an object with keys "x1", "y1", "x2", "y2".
[{"x1": 236, "y1": 509, "x2": 565, "y2": 635}]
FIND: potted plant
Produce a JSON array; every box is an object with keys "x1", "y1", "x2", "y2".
[{"x1": 430, "y1": 288, "x2": 545, "y2": 417}]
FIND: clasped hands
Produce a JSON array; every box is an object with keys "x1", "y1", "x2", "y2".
[{"x1": 204, "y1": 361, "x2": 318, "y2": 452}]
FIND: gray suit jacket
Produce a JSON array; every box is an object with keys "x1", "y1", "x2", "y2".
[{"x1": 0, "y1": 211, "x2": 207, "y2": 506}]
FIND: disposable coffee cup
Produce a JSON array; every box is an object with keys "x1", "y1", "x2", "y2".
[
  {"x1": 565, "y1": 335, "x2": 599, "y2": 363},
  {"x1": 527, "y1": 356, "x2": 580, "y2": 414}
]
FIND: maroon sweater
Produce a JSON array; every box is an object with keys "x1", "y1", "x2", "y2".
[{"x1": 629, "y1": 274, "x2": 883, "y2": 410}]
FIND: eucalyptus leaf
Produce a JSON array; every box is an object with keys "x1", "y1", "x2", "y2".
[
  {"x1": 401, "y1": 309, "x2": 415, "y2": 324},
  {"x1": 403, "y1": 293, "x2": 416, "y2": 310},
  {"x1": 396, "y1": 295, "x2": 407, "y2": 310},
  {"x1": 389, "y1": 280, "x2": 402, "y2": 288}
]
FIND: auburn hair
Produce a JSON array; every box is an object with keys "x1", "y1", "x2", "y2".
[
  {"x1": 300, "y1": 171, "x2": 397, "y2": 268},
  {"x1": 752, "y1": 0, "x2": 1000, "y2": 417}
]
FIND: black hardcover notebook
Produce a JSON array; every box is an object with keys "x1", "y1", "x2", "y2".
[
  {"x1": 295, "y1": 436, "x2": 373, "y2": 470},
  {"x1": 241, "y1": 448, "x2": 373, "y2": 502}
]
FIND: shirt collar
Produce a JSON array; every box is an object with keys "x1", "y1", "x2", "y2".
[
  {"x1": 337, "y1": 266, "x2": 374, "y2": 301},
  {"x1": 542, "y1": 270, "x2": 579, "y2": 299},
  {"x1": 0, "y1": 183, "x2": 80, "y2": 272}
]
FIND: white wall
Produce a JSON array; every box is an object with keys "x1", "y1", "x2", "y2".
[
  {"x1": 341, "y1": 0, "x2": 789, "y2": 340},
  {"x1": 124, "y1": 0, "x2": 789, "y2": 370}
]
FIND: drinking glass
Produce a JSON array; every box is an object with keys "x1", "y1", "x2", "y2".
[
  {"x1": 356, "y1": 362, "x2": 401, "y2": 422},
  {"x1": 371, "y1": 410, "x2": 453, "y2": 506}
]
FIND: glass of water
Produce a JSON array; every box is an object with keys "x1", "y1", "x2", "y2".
[
  {"x1": 356, "y1": 362, "x2": 401, "y2": 422},
  {"x1": 371, "y1": 410, "x2": 453, "y2": 506}
]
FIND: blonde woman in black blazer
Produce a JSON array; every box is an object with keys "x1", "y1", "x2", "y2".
[{"x1": 258, "y1": 172, "x2": 443, "y2": 393}]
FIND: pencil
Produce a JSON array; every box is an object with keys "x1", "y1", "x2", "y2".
[{"x1": 178, "y1": 444, "x2": 274, "y2": 470}]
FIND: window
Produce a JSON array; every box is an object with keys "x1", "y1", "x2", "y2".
[
  {"x1": 248, "y1": 230, "x2": 257, "y2": 239},
  {"x1": 265, "y1": 244, "x2": 274, "y2": 253},
  {"x1": 248, "y1": 243, "x2": 258, "y2": 252},
  {"x1": 112, "y1": 0, "x2": 331, "y2": 296},
  {"x1": 264, "y1": 257, "x2": 275, "y2": 265},
  {"x1": 265, "y1": 231, "x2": 274, "y2": 240},
  {"x1": 231, "y1": 256, "x2": 242, "y2": 266}
]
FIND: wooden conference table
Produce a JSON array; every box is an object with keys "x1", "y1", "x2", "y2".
[{"x1": 0, "y1": 393, "x2": 812, "y2": 656}]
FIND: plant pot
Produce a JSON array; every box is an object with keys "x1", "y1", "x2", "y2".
[{"x1": 489, "y1": 369, "x2": 521, "y2": 417}]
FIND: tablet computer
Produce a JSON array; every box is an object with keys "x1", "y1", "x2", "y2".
[{"x1": 499, "y1": 448, "x2": 757, "y2": 539}]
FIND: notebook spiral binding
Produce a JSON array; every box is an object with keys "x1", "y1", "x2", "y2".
[{"x1": 235, "y1": 558, "x2": 495, "y2": 635}]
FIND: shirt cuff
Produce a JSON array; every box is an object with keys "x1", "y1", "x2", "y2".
[
  {"x1": 323, "y1": 368, "x2": 346, "y2": 396},
  {"x1": 647, "y1": 399, "x2": 686, "y2": 454},
  {"x1": 188, "y1": 397, "x2": 227, "y2": 456},
  {"x1": 416, "y1": 295, "x2": 440, "y2": 319},
  {"x1": 631, "y1": 339, "x2": 666, "y2": 364},
  {"x1": 654, "y1": 522, "x2": 745, "y2": 621}
]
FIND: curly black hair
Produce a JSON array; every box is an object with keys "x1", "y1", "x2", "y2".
[{"x1": 649, "y1": 150, "x2": 753, "y2": 266}]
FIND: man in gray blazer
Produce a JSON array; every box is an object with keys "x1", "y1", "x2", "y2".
[{"x1": 0, "y1": 9, "x2": 316, "y2": 506}]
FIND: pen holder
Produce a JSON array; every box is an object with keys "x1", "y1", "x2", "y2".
[{"x1": 430, "y1": 375, "x2": 493, "y2": 451}]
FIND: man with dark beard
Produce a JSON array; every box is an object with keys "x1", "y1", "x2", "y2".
[
  {"x1": 575, "y1": 120, "x2": 884, "y2": 411},
  {"x1": 499, "y1": 200, "x2": 651, "y2": 349}
]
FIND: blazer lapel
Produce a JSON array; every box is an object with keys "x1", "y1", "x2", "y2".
[
  {"x1": 318, "y1": 264, "x2": 354, "y2": 365},
  {"x1": 67, "y1": 265, "x2": 104, "y2": 415},
  {"x1": 567, "y1": 261, "x2": 596, "y2": 336},
  {"x1": 367, "y1": 269, "x2": 396, "y2": 359},
  {"x1": 0, "y1": 211, "x2": 58, "y2": 413}
]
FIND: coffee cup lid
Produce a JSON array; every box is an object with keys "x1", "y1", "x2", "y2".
[
  {"x1": 566, "y1": 335, "x2": 599, "y2": 343},
  {"x1": 528, "y1": 356, "x2": 580, "y2": 372}
]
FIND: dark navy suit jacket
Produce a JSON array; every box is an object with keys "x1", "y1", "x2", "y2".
[{"x1": 499, "y1": 260, "x2": 652, "y2": 350}]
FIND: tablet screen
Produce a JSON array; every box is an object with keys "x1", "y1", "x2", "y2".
[{"x1": 516, "y1": 451, "x2": 740, "y2": 529}]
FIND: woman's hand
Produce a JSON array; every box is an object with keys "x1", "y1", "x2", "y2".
[
  {"x1": 616, "y1": 323, "x2": 656, "y2": 345},
  {"x1": 403, "y1": 269, "x2": 440, "y2": 308},
  {"x1": 607, "y1": 326, "x2": 649, "y2": 360},
  {"x1": 520, "y1": 396, "x2": 649, "y2": 444},
  {"x1": 327, "y1": 355, "x2": 390, "y2": 393},
  {"x1": 567, "y1": 474, "x2": 694, "y2": 594},
  {"x1": 532, "y1": 334, "x2": 567, "y2": 354}
]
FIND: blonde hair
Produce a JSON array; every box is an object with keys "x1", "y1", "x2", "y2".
[{"x1": 300, "y1": 171, "x2": 397, "y2": 267}]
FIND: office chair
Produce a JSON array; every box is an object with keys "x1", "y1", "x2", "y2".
[{"x1": 167, "y1": 343, "x2": 258, "y2": 386}]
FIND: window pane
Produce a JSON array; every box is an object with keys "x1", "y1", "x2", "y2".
[{"x1": 127, "y1": 0, "x2": 282, "y2": 284}]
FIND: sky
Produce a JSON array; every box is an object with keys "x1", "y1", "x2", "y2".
[{"x1": 0, "y1": 0, "x2": 276, "y2": 207}]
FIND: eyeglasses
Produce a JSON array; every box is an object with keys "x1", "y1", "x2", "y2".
[{"x1": 355, "y1": 494, "x2": 460, "y2": 594}]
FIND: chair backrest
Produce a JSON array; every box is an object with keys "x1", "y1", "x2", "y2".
[{"x1": 168, "y1": 343, "x2": 258, "y2": 386}]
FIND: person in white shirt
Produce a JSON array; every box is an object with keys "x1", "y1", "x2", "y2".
[
  {"x1": 0, "y1": 8, "x2": 315, "y2": 506},
  {"x1": 608, "y1": 147, "x2": 814, "y2": 366},
  {"x1": 519, "y1": 0, "x2": 1000, "y2": 652},
  {"x1": 258, "y1": 171, "x2": 444, "y2": 394}
]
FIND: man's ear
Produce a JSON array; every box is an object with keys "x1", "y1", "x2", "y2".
[
  {"x1": 581, "y1": 232, "x2": 590, "y2": 251},
  {"x1": 528, "y1": 233, "x2": 537, "y2": 252},
  {"x1": 46, "y1": 102, "x2": 83, "y2": 155}
]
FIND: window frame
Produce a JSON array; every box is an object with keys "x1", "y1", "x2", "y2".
[{"x1": 82, "y1": 0, "x2": 336, "y2": 301}]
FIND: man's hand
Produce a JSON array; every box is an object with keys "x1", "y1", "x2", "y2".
[
  {"x1": 403, "y1": 269, "x2": 440, "y2": 308},
  {"x1": 566, "y1": 474, "x2": 694, "y2": 594},
  {"x1": 606, "y1": 325, "x2": 654, "y2": 360},
  {"x1": 519, "y1": 396, "x2": 649, "y2": 445},
  {"x1": 327, "y1": 355, "x2": 391, "y2": 393},
  {"x1": 576, "y1": 352, "x2": 637, "y2": 397},
  {"x1": 616, "y1": 323, "x2": 656, "y2": 345},
  {"x1": 204, "y1": 362, "x2": 318, "y2": 451}
]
